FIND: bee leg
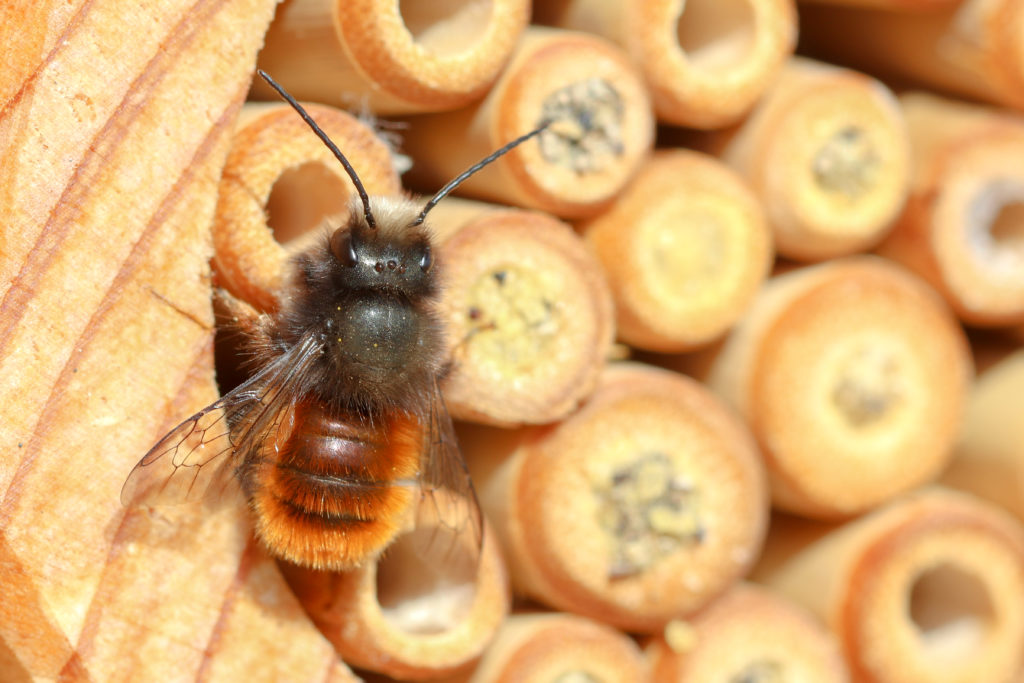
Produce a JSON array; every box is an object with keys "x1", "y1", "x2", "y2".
[
  {"x1": 214, "y1": 287, "x2": 262, "y2": 324},
  {"x1": 214, "y1": 288, "x2": 281, "y2": 355}
]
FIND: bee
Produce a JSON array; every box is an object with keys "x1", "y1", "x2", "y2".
[{"x1": 121, "y1": 71, "x2": 547, "y2": 571}]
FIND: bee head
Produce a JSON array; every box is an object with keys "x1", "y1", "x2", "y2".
[
  {"x1": 255, "y1": 69, "x2": 545, "y2": 300},
  {"x1": 328, "y1": 200, "x2": 434, "y2": 297}
]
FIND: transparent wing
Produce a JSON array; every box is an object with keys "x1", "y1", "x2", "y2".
[
  {"x1": 409, "y1": 380, "x2": 484, "y2": 569},
  {"x1": 121, "y1": 335, "x2": 321, "y2": 508}
]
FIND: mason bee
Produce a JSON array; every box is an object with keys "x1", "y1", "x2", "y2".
[{"x1": 121, "y1": 71, "x2": 547, "y2": 570}]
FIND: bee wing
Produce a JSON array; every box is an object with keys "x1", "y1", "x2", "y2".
[
  {"x1": 121, "y1": 335, "x2": 321, "y2": 508},
  {"x1": 411, "y1": 381, "x2": 484, "y2": 566}
]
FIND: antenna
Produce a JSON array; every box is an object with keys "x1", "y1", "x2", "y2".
[
  {"x1": 257, "y1": 69, "x2": 377, "y2": 230},
  {"x1": 412, "y1": 123, "x2": 551, "y2": 226}
]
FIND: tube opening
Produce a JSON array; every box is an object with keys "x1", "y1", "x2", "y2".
[
  {"x1": 539, "y1": 78, "x2": 625, "y2": 174},
  {"x1": 399, "y1": 0, "x2": 493, "y2": 57},
  {"x1": 375, "y1": 523, "x2": 478, "y2": 634},
  {"x1": 591, "y1": 452, "x2": 704, "y2": 580},
  {"x1": 909, "y1": 563, "x2": 995, "y2": 660},
  {"x1": 464, "y1": 265, "x2": 561, "y2": 375},
  {"x1": 266, "y1": 162, "x2": 347, "y2": 245},
  {"x1": 968, "y1": 182, "x2": 1024, "y2": 274},
  {"x1": 676, "y1": 0, "x2": 755, "y2": 73},
  {"x1": 831, "y1": 344, "x2": 904, "y2": 429},
  {"x1": 990, "y1": 200, "x2": 1024, "y2": 256},
  {"x1": 812, "y1": 126, "x2": 881, "y2": 200}
]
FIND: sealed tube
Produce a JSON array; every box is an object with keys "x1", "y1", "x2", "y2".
[
  {"x1": 580, "y1": 149, "x2": 772, "y2": 352},
  {"x1": 714, "y1": 57, "x2": 910, "y2": 261},
  {"x1": 704, "y1": 257, "x2": 972, "y2": 519},
  {"x1": 401, "y1": 26, "x2": 654, "y2": 219},
  {"x1": 463, "y1": 362, "x2": 768, "y2": 633},
  {"x1": 432, "y1": 202, "x2": 615, "y2": 426}
]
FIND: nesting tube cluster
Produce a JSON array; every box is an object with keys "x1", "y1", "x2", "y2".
[{"x1": 18, "y1": 0, "x2": 1024, "y2": 679}]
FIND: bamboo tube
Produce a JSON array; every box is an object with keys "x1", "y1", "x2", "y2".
[
  {"x1": 400, "y1": 26, "x2": 655, "y2": 219},
  {"x1": 461, "y1": 612, "x2": 648, "y2": 683},
  {"x1": 755, "y1": 488, "x2": 1024, "y2": 683},
  {"x1": 802, "y1": 0, "x2": 954, "y2": 5},
  {"x1": 876, "y1": 93, "x2": 1024, "y2": 327},
  {"x1": 212, "y1": 101, "x2": 402, "y2": 312},
  {"x1": 429, "y1": 202, "x2": 615, "y2": 426},
  {"x1": 799, "y1": 0, "x2": 1024, "y2": 110},
  {"x1": 415, "y1": 196, "x2": 502, "y2": 244},
  {"x1": 704, "y1": 256, "x2": 972, "y2": 519},
  {"x1": 534, "y1": 0, "x2": 797, "y2": 129},
  {"x1": 712, "y1": 57, "x2": 909, "y2": 262},
  {"x1": 281, "y1": 507, "x2": 509, "y2": 680},
  {"x1": 646, "y1": 583, "x2": 849, "y2": 682},
  {"x1": 799, "y1": 0, "x2": 959, "y2": 7},
  {"x1": 941, "y1": 349, "x2": 1024, "y2": 522},
  {"x1": 462, "y1": 362, "x2": 768, "y2": 633},
  {"x1": 579, "y1": 149, "x2": 772, "y2": 353},
  {"x1": 252, "y1": 0, "x2": 530, "y2": 115},
  {"x1": 0, "y1": 0, "x2": 364, "y2": 679}
]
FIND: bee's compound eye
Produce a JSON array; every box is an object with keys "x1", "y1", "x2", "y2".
[
  {"x1": 330, "y1": 229, "x2": 358, "y2": 267},
  {"x1": 419, "y1": 245, "x2": 432, "y2": 272}
]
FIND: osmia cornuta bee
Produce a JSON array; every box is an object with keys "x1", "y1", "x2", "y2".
[{"x1": 121, "y1": 71, "x2": 547, "y2": 571}]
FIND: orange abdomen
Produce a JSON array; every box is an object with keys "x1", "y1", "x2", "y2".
[{"x1": 247, "y1": 399, "x2": 423, "y2": 570}]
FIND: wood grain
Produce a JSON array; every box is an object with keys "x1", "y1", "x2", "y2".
[{"x1": 0, "y1": 0, "x2": 357, "y2": 679}]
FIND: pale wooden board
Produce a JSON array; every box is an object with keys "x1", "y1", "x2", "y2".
[{"x1": 0, "y1": 0, "x2": 358, "y2": 679}]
